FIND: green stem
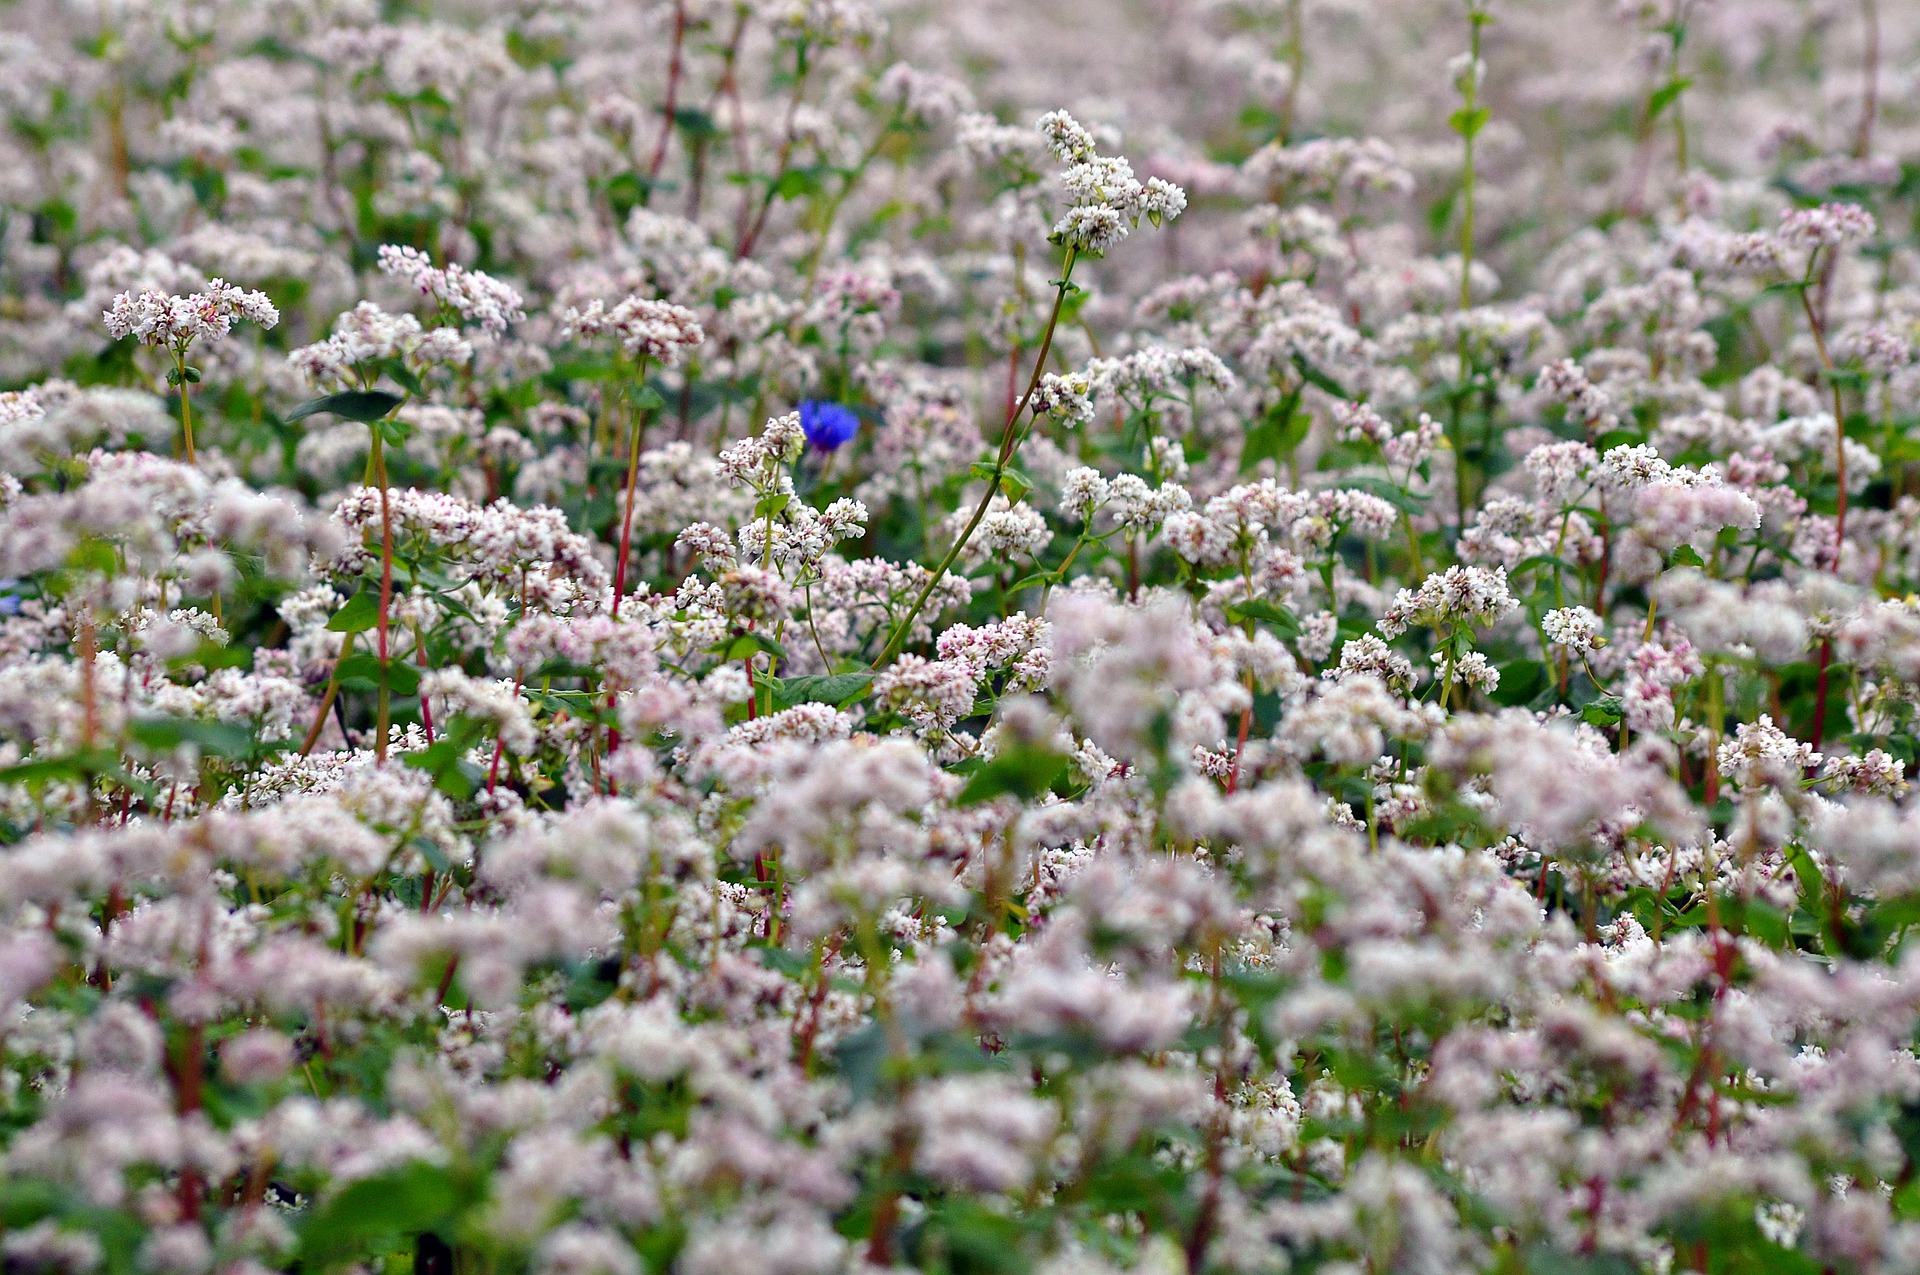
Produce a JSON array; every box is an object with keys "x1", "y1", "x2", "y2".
[
  {"x1": 872, "y1": 247, "x2": 1078, "y2": 667},
  {"x1": 371, "y1": 430, "x2": 394, "y2": 763},
  {"x1": 611, "y1": 359, "x2": 653, "y2": 618},
  {"x1": 173, "y1": 350, "x2": 196, "y2": 465},
  {"x1": 1458, "y1": 12, "x2": 1486, "y2": 312}
]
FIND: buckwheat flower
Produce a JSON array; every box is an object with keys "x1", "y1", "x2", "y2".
[
  {"x1": 1596, "y1": 443, "x2": 1671, "y2": 491},
  {"x1": 798, "y1": 399, "x2": 859, "y2": 451},
  {"x1": 1102, "y1": 474, "x2": 1150, "y2": 526},
  {"x1": 762, "y1": 410, "x2": 807, "y2": 458},
  {"x1": 3, "y1": 1222, "x2": 102, "y2": 1275},
  {"x1": 1037, "y1": 109, "x2": 1096, "y2": 162},
  {"x1": 221, "y1": 1028, "x2": 295, "y2": 1085},
  {"x1": 677, "y1": 1209, "x2": 846, "y2": 1275},
  {"x1": 77, "y1": 999, "x2": 168, "y2": 1075},
  {"x1": 0, "y1": 388, "x2": 44, "y2": 431},
  {"x1": 1298, "y1": 610, "x2": 1338, "y2": 663},
  {"x1": 956, "y1": 112, "x2": 1045, "y2": 167},
  {"x1": 939, "y1": 615, "x2": 1051, "y2": 690},
  {"x1": 724, "y1": 702, "x2": 854, "y2": 751},
  {"x1": 1434, "y1": 648, "x2": 1499, "y2": 694},
  {"x1": 138, "y1": 1226, "x2": 211, "y2": 1275},
  {"x1": 1620, "y1": 636, "x2": 1704, "y2": 733},
  {"x1": 1161, "y1": 510, "x2": 1234, "y2": 567},
  {"x1": 1335, "y1": 634, "x2": 1415, "y2": 691},
  {"x1": 1776, "y1": 202, "x2": 1876, "y2": 251},
  {"x1": 1537, "y1": 358, "x2": 1618, "y2": 429},
  {"x1": 560, "y1": 295, "x2": 704, "y2": 366},
  {"x1": 1524, "y1": 439, "x2": 1598, "y2": 504},
  {"x1": 533, "y1": 1224, "x2": 642, "y2": 1275},
  {"x1": 1141, "y1": 177, "x2": 1187, "y2": 225},
  {"x1": 875, "y1": 62, "x2": 974, "y2": 127},
  {"x1": 1839, "y1": 321, "x2": 1914, "y2": 375},
  {"x1": 1631, "y1": 472, "x2": 1762, "y2": 555},
  {"x1": 1334, "y1": 401, "x2": 1395, "y2": 446},
  {"x1": 1726, "y1": 231, "x2": 1786, "y2": 274},
  {"x1": 1029, "y1": 371, "x2": 1093, "y2": 424},
  {"x1": 1088, "y1": 347, "x2": 1234, "y2": 400},
  {"x1": 769, "y1": 0, "x2": 882, "y2": 43},
  {"x1": 103, "y1": 278, "x2": 279, "y2": 349},
  {"x1": 1279, "y1": 674, "x2": 1427, "y2": 766},
  {"x1": 1378, "y1": 565, "x2": 1518, "y2": 638},
  {"x1": 1060, "y1": 155, "x2": 1143, "y2": 211},
  {"x1": 973, "y1": 497, "x2": 1051, "y2": 560},
  {"x1": 1060, "y1": 467, "x2": 1109, "y2": 519},
  {"x1": 1382, "y1": 414, "x2": 1445, "y2": 470},
  {"x1": 1220, "y1": 626, "x2": 1299, "y2": 693},
  {"x1": 873, "y1": 654, "x2": 981, "y2": 732},
  {"x1": 1716, "y1": 716, "x2": 1817, "y2": 793},
  {"x1": 1051, "y1": 204, "x2": 1129, "y2": 256},
  {"x1": 1822, "y1": 749, "x2": 1907, "y2": 798},
  {"x1": 377, "y1": 244, "x2": 525, "y2": 333},
  {"x1": 419, "y1": 668, "x2": 537, "y2": 755},
  {"x1": 910, "y1": 1073, "x2": 1055, "y2": 1192},
  {"x1": 1543, "y1": 606, "x2": 1604, "y2": 651}
]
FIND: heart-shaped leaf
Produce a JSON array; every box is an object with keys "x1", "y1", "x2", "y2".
[{"x1": 286, "y1": 390, "x2": 404, "y2": 424}]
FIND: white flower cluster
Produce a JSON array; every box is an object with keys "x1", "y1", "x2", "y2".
[
  {"x1": 377, "y1": 244, "x2": 526, "y2": 333},
  {"x1": 102, "y1": 280, "x2": 279, "y2": 349},
  {"x1": 561, "y1": 294, "x2": 706, "y2": 366},
  {"x1": 1038, "y1": 110, "x2": 1187, "y2": 256}
]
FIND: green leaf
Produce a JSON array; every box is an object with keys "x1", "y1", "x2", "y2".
[
  {"x1": 1582, "y1": 695, "x2": 1625, "y2": 727},
  {"x1": 0, "y1": 748, "x2": 125, "y2": 788},
  {"x1": 1520, "y1": 1245, "x2": 1642, "y2": 1275},
  {"x1": 1510, "y1": 553, "x2": 1580, "y2": 578},
  {"x1": 402, "y1": 728, "x2": 485, "y2": 799},
  {"x1": 380, "y1": 359, "x2": 425, "y2": 396},
  {"x1": 1333, "y1": 474, "x2": 1427, "y2": 513},
  {"x1": 1291, "y1": 356, "x2": 1349, "y2": 399},
  {"x1": 770, "y1": 167, "x2": 824, "y2": 201},
  {"x1": 770, "y1": 671, "x2": 874, "y2": 709},
  {"x1": 631, "y1": 384, "x2": 666, "y2": 411},
  {"x1": 712, "y1": 631, "x2": 787, "y2": 662},
  {"x1": 968, "y1": 460, "x2": 1032, "y2": 503},
  {"x1": 1241, "y1": 403, "x2": 1312, "y2": 473},
  {"x1": 1224, "y1": 598, "x2": 1302, "y2": 638},
  {"x1": 1666, "y1": 543, "x2": 1705, "y2": 568},
  {"x1": 1448, "y1": 106, "x2": 1491, "y2": 139},
  {"x1": 833, "y1": 1022, "x2": 889, "y2": 1103},
  {"x1": 336, "y1": 653, "x2": 422, "y2": 697},
  {"x1": 1489, "y1": 659, "x2": 1548, "y2": 707},
  {"x1": 285, "y1": 390, "x2": 404, "y2": 424},
  {"x1": 1647, "y1": 76, "x2": 1693, "y2": 120},
  {"x1": 325, "y1": 589, "x2": 380, "y2": 633},
  {"x1": 127, "y1": 716, "x2": 256, "y2": 758},
  {"x1": 298, "y1": 1160, "x2": 469, "y2": 1266},
  {"x1": 957, "y1": 741, "x2": 1070, "y2": 806},
  {"x1": 672, "y1": 106, "x2": 724, "y2": 139}
]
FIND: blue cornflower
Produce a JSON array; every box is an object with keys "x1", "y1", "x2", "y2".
[{"x1": 799, "y1": 400, "x2": 860, "y2": 451}]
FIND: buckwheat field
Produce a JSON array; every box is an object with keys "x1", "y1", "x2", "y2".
[{"x1": 7, "y1": 1, "x2": 1920, "y2": 1272}]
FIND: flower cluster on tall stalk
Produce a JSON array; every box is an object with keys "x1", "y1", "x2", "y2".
[{"x1": 0, "y1": 2, "x2": 1919, "y2": 1274}]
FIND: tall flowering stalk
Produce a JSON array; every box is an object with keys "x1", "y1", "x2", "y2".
[
  {"x1": 1451, "y1": 4, "x2": 1491, "y2": 313},
  {"x1": 561, "y1": 294, "x2": 705, "y2": 616},
  {"x1": 875, "y1": 111, "x2": 1184, "y2": 667},
  {"x1": 103, "y1": 279, "x2": 279, "y2": 464}
]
